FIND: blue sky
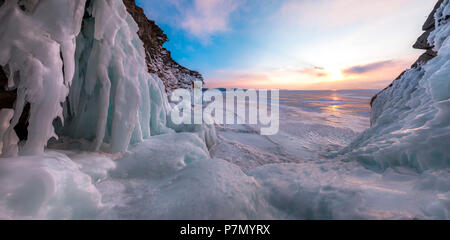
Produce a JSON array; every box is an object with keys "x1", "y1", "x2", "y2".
[{"x1": 136, "y1": 0, "x2": 437, "y2": 90}]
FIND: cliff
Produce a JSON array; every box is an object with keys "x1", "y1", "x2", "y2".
[
  {"x1": 342, "y1": 0, "x2": 450, "y2": 172},
  {"x1": 0, "y1": 0, "x2": 202, "y2": 142},
  {"x1": 370, "y1": 0, "x2": 443, "y2": 105},
  {"x1": 122, "y1": 0, "x2": 203, "y2": 91}
]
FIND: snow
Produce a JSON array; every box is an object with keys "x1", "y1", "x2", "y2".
[{"x1": 0, "y1": 0, "x2": 449, "y2": 219}]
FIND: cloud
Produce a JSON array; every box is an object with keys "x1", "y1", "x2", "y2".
[
  {"x1": 295, "y1": 66, "x2": 329, "y2": 78},
  {"x1": 343, "y1": 60, "x2": 394, "y2": 75},
  {"x1": 205, "y1": 57, "x2": 415, "y2": 90},
  {"x1": 181, "y1": 0, "x2": 241, "y2": 39},
  {"x1": 205, "y1": 71, "x2": 272, "y2": 89},
  {"x1": 138, "y1": 0, "x2": 242, "y2": 41},
  {"x1": 278, "y1": 0, "x2": 407, "y2": 27}
]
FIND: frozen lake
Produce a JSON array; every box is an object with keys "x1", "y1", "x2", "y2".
[{"x1": 213, "y1": 90, "x2": 378, "y2": 170}]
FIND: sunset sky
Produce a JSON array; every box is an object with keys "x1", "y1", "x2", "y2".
[{"x1": 137, "y1": 0, "x2": 437, "y2": 90}]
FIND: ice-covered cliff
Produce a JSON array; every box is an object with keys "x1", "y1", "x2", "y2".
[
  {"x1": 0, "y1": 0, "x2": 217, "y2": 220},
  {"x1": 370, "y1": 0, "x2": 443, "y2": 105},
  {"x1": 0, "y1": 0, "x2": 205, "y2": 156},
  {"x1": 0, "y1": 0, "x2": 176, "y2": 156},
  {"x1": 0, "y1": 0, "x2": 202, "y2": 150},
  {"x1": 342, "y1": 0, "x2": 450, "y2": 172}
]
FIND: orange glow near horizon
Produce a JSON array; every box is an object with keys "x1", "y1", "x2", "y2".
[
  {"x1": 327, "y1": 68, "x2": 344, "y2": 82},
  {"x1": 204, "y1": 56, "x2": 415, "y2": 90}
]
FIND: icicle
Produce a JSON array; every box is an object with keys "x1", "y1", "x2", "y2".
[
  {"x1": 0, "y1": 0, "x2": 172, "y2": 154},
  {"x1": 63, "y1": 0, "x2": 171, "y2": 153},
  {"x1": 0, "y1": 0, "x2": 87, "y2": 155}
]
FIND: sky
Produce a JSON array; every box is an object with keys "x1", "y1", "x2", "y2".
[{"x1": 136, "y1": 0, "x2": 437, "y2": 90}]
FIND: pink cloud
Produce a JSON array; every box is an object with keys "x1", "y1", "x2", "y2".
[
  {"x1": 140, "y1": 0, "x2": 242, "y2": 41},
  {"x1": 342, "y1": 60, "x2": 394, "y2": 75},
  {"x1": 295, "y1": 67, "x2": 330, "y2": 78},
  {"x1": 205, "y1": 72, "x2": 272, "y2": 89},
  {"x1": 180, "y1": 0, "x2": 241, "y2": 40},
  {"x1": 205, "y1": 57, "x2": 415, "y2": 90}
]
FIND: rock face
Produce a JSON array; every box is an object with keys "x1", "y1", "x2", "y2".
[
  {"x1": 371, "y1": 0, "x2": 443, "y2": 105},
  {"x1": 122, "y1": 0, "x2": 203, "y2": 91},
  {"x1": 411, "y1": 0, "x2": 443, "y2": 67}
]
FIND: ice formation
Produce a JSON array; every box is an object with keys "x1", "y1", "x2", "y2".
[
  {"x1": 0, "y1": 0, "x2": 86, "y2": 155},
  {"x1": 0, "y1": 0, "x2": 174, "y2": 156},
  {"x1": 63, "y1": 0, "x2": 178, "y2": 153},
  {"x1": 340, "y1": 0, "x2": 450, "y2": 172},
  {"x1": 0, "y1": 0, "x2": 219, "y2": 219},
  {"x1": 0, "y1": 152, "x2": 105, "y2": 219},
  {"x1": 0, "y1": 109, "x2": 16, "y2": 156}
]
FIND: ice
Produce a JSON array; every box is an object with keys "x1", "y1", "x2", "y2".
[
  {"x1": 0, "y1": 109, "x2": 17, "y2": 156},
  {"x1": 0, "y1": 0, "x2": 172, "y2": 155},
  {"x1": 212, "y1": 94, "x2": 368, "y2": 170},
  {"x1": 94, "y1": 132, "x2": 269, "y2": 219},
  {"x1": 167, "y1": 120, "x2": 217, "y2": 150},
  {"x1": 339, "y1": 0, "x2": 450, "y2": 172},
  {"x1": 110, "y1": 133, "x2": 211, "y2": 179},
  {"x1": 102, "y1": 158, "x2": 270, "y2": 220},
  {"x1": 64, "y1": 151, "x2": 116, "y2": 182},
  {"x1": 63, "y1": 0, "x2": 172, "y2": 153},
  {"x1": 249, "y1": 162, "x2": 450, "y2": 219},
  {"x1": 0, "y1": 0, "x2": 87, "y2": 155},
  {"x1": 249, "y1": 163, "x2": 367, "y2": 219},
  {"x1": 0, "y1": 151, "x2": 103, "y2": 220}
]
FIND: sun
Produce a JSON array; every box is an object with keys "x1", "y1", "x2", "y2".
[{"x1": 327, "y1": 68, "x2": 344, "y2": 81}]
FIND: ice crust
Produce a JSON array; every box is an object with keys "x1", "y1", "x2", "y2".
[{"x1": 0, "y1": 0, "x2": 449, "y2": 219}]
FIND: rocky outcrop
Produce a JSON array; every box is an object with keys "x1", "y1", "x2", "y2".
[
  {"x1": 411, "y1": 49, "x2": 438, "y2": 68},
  {"x1": 422, "y1": 0, "x2": 444, "y2": 31},
  {"x1": 371, "y1": 0, "x2": 443, "y2": 106},
  {"x1": 410, "y1": 0, "x2": 442, "y2": 67},
  {"x1": 412, "y1": 31, "x2": 432, "y2": 50},
  {"x1": 122, "y1": 0, "x2": 203, "y2": 91}
]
